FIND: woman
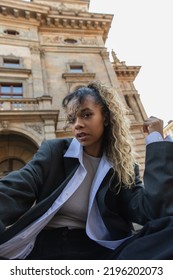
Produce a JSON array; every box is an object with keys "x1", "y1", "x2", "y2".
[{"x1": 0, "y1": 80, "x2": 173, "y2": 260}]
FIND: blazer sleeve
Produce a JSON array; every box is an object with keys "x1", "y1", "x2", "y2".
[
  {"x1": 122, "y1": 141, "x2": 173, "y2": 224},
  {"x1": 0, "y1": 140, "x2": 53, "y2": 229}
]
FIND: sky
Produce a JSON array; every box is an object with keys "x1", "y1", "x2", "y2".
[
  {"x1": 89, "y1": 0, "x2": 173, "y2": 126},
  {"x1": 23, "y1": 0, "x2": 172, "y2": 126}
]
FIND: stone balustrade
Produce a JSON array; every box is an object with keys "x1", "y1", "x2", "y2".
[{"x1": 0, "y1": 96, "x2": 52, "y2": 111}]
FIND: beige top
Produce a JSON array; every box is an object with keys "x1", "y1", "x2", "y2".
[{"x1": 46, "y1": 152, "x2": 101, "y2": 229}]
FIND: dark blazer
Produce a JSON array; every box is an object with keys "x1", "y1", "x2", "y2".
[{"x1": 0, "y1": 138, "x2": 173, "y2": 244}]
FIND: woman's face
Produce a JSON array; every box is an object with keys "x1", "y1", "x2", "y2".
[{"x1": 67, "y1": 95, "x2": 106, "y2": 157}]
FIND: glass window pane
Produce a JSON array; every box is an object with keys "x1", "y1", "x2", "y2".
[
  {"x1": 3, "y1": 59, "x2": 20, "y2": 68},
  {"x1": 4, "y1": 63, "x2": 20, "y2": 68},
  {"x1": 1, "y1": 86, "x2": 11, "y2": 93},
  {"x1": 13, "y1": 86, "x2": 22, "y2": 94},
  {"x1": 70, "y1": 65, "x2": 84, "y2": 73},
  {"x1": 0, "y1": 84, "x2": 23, "y2": 98}
]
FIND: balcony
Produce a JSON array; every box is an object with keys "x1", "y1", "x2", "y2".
[
  {"x1": 0, "y1": 96, "x2": 59, "y2": 131},
  {"x1": 0, "y1": 96, "x2": 52, "y2": 111}
]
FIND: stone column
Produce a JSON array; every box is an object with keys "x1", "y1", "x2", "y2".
[
  {"x1": 125, "y1": 94, "x2": 143, "y2": 122},
  {"x1": 29, "y1": 45, "x2": 44, "y2": 97},
  {"x1": 43, "y1": 119, "x2": 56, "y2": 140},
  {"x1": 40, "y1": 49, "x2": 49, "y2": 96}
]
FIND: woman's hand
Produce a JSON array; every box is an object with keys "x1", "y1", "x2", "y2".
[{"x1": 143, "y1": 116, "x2": 164, "y2": 137}]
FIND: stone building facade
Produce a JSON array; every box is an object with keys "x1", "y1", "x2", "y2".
[
  {"x1": 0, "y1": 0, "x2": 147, "y2": 178},
  {"x1": 164, "y1": 120, "x2": 173, "y2": 139}
]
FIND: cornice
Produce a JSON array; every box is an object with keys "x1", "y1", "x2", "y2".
[
  {"x1": 0, "y1": 67, "x2": 31, "y2": 75},
  {"x1": 0, "y1": 0, "x2": 49, "y2": 21},
  {"x1": 62, "y1": 72, "x2": 95, "y2": 80},
  {"x1": 111, "y1": 51, "x2": 141, "y2": 80},
  {"x1": 0, "y1": 0, "x2": 49, "y2": 12},
  {"x1": 113, "y1": 65, "x2": 141, "y2": 80},
  {"x1": 0, "y1": 110, "x2": 59, "y2": 121},
  {"x1": 0, "y1": 1, "x2": 113, "y2": 41},
  {"x1": 47, "y1": 12, "x2": 112, "y2": 30}
]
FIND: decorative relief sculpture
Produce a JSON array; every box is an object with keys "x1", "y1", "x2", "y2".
[
  {"x1": 41, "y1": 35, "x2": 97, "y2": 45},
  {"x1": 0, "y1": 121, "x2": 9, "y2": 129},
  {"x1": 50, "y1": 3, "x2": 87, "y2": 12},
  {"x1": 25, "y1": 124, "x2": 43, "y2": 135}
]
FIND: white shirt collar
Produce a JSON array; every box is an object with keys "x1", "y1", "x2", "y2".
[
  {"x1": 64, "y1": 137, "x2": 112, "y2": 169},
  {"x1": 64, "y1": 138, "x2": 83, "y2": 163}
]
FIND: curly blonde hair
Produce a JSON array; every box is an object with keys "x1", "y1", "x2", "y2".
[
  {"x1": 87, "y1": 80, "x2": 136, "y2": 189},
  {"x1": 62, "y1": 80, "x2": 137, "y2": 190}
]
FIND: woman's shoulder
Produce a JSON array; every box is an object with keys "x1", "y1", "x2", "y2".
[
  {"x1": 46, "y1": 137, "x2": 73, "y2": 145},
  {"x1": 43, "y1": 137, "x2": 73, "y2": 152}
]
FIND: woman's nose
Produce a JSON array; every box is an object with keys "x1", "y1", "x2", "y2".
[{"x1": 74, "y1": 117, "x2": 84, "y2": 129}]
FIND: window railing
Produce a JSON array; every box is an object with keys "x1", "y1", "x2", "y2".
[
  {"x1": 0, "y1": 98, "x2": 39, "y2": 111},
  {"x1": 0, "y1": 96, "x2": 52, "y2": 111}
]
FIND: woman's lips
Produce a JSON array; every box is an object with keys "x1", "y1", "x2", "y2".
[{"x1": 76, "y1": 132, "x2": 89, "y2": 141}]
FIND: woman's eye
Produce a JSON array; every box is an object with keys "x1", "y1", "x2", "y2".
[{"x1": 83, "y1": 112, "x2": 92, "y2": 118}]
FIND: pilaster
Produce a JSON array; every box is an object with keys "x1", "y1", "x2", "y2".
[{"x1": 29, "y1": 45, "x2": 45, "y2": 97}]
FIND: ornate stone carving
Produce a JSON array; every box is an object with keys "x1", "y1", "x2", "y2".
[
  {"x1": 29, "y1": 45, "x2": 41, "y2": 53},
  {"x1": 79, "y1": 37, "x2": 98, "y2": 45},
  {"x1": 40, "y1": 49, "x2": 46, "y2": 58},
  {"x1": 25, "y1": 124, "x2": 43, "y2": 135},
  {"x1": 100, "y1": 50, "x2": 109, "y2": 59},
  {"x1": 41, "y1": 35, "x2": 97, "y2": 46},
  {"x1": 112, "y1": 50, "x2": 126, "y2": 66},
  {"x1": 50, "y1": 3, "x2": 88, "y2": 13},
  {"x1": 1, "y1": 121, "x2": 9, "y2": 129},
  {"x1": 42, "y1": 35, "x2": 64, "y2": 44},
  {"x1": 29, "y1": 45, "x2": 46, "y2": 58}
]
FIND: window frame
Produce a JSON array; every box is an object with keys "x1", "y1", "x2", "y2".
[
  {"x1": 0, "y1": 83, "x2": 23, "y2": 98},
  {"x1": 69, "y1": 65, "x2": 84, "y2": 73},
  {"x1": 67, "y1": 63, "x2": 87, "y2": 73},
  {"x1": 3, "y1": 58, "x2": 20, "y2": 68}
]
